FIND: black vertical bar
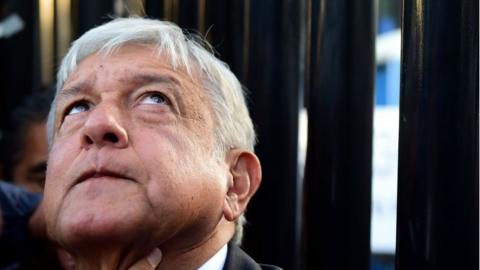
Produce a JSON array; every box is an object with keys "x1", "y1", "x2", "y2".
[
  {"x1": 203, "y1": 0, "x2": 246, "y2": 82},
  {"x1": 0, "y1": 0, "x2": 38, "y2": 130},
  {"x1": 76, "y1": 0, "x2": 114, "y2": 36},
  {"x1": 145, "y1": 0, "x2": 163, "y2": 19},
  {"x1": 177, "y1": 0, "x2": 198, "y2": 30},
  {"x1": 396, "y1": 0, "x2": 479, "y2": 269},
  {"x1": 32, "y1": 0, "x2": 42, "y2": 92},
  {"x1": 302, "y1": 0, "x2": 375, "y2": 269},
  {"x1": 242, "y1": 0, "x2": 301, "y2": 269}
]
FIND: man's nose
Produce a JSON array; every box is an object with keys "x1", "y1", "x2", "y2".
[{"x1": 81, "y1": 105, "x2": 128, "y2": 149}]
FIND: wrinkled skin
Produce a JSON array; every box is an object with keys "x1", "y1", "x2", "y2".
[{"x1": 43, "y1": 44, "x2": 261, "y2": 269}]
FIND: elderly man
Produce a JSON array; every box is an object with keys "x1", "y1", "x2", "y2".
[{"x1": 42, "y1": 18, "x2": 279, "y2": 270}]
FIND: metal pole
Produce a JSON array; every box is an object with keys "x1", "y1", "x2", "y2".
[
  {"x1": 302, "y1": 0, "x2": 375, "y2": 269},
  {"x1": 396, "y1": 0, "x2": 479, "y2": 269},
  {"x1": 242, "y1": 0, "x2": 302, "y2": 269}
]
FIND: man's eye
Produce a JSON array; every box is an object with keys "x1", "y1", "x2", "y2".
[
  {"x1": 66, "y1": 102, "x2": 90, "y2": 116},
  {"x1": 141, "y1": 93, "x2": 169, "y2": 105}
]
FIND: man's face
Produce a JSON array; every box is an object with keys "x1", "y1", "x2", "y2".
[
  {"x1": 44, "y1": 44, "x2": 230, "y2": 252},
  {"x1": 14, "y1": 121, "x2": 48, "y2": 193}
]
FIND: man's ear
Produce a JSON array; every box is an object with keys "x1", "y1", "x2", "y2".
[{"x1": 223, "y1": 149, "x2": 262, "y2": 222}]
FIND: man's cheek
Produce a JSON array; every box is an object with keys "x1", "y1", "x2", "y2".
[
  {"x1": 45, "y1": 147, "x2": 70, "y2": 213},
  {"x1": 46, "y1": 163, "x2": 63, "y2": 194},
  {"x1": 44, "y1": 168, "x2": 62, "y2": 210},
  {"x1": 47, "y1": 141, "x2": 76, "y2": 180}
]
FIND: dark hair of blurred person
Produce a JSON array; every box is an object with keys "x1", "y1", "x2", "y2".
[{"x1": 1, "y1": 89, "x2": 52, "y2": 193}]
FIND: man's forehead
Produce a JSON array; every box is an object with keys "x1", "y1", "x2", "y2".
[
  {"x1": 58, "y1": 72, "x2": 183, "y2": 99},
  {"x1": 54, "y1": 44, "x2": 215, "y2": 128},
  {"x1": 64, "y1": 46, "x2": 182, "y2": 83},
  {"x1": 57, "y1": 46, "x2": 201, "y2": 101}
]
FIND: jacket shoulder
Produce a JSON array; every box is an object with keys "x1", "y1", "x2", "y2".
[
  {"x1": 223, "y1": 243, "x2": 283, "y2": 270},
  {"x1": 259, "y1": 264, "x2": 283, "y2": 270}
]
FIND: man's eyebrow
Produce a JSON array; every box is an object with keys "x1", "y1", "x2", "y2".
[
  {"x1": 123, "y1": 73, "x2": 182, "y2": 87},
  {"x1": 57, "y1": 81, "x2": 93, "y2": 101},
  {"x1": 58, "y1": 74, "x2": 180, "y2": 99}
]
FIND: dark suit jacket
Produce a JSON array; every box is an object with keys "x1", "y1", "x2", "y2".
[{"x1": 223, "y1": 243, "x2": 283, "y2": 270}]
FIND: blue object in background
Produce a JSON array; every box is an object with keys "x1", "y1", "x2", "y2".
[
  {"x1": 378, "y1": 16, "x2": 396, "y2": 34},
  {"x1": 375, "y1": 59, "x2": 400, "y2": 106}
]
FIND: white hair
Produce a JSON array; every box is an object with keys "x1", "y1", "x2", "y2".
[{"x1": 47, "y1": 17, "x2": 256, "y2": 245}]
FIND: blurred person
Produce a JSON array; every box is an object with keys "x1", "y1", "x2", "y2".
[
  {"x1": 0, "y1": 90, "x2": 64, "y2": 269},
  {"x1": 43, "y1": 17, "x2": 280, "y2": 269},
  {"x1": 2, "y1": 90, "x2": 52, "y2": 193}
]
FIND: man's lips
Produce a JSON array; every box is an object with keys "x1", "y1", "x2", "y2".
[{"x1": 76, "y1": 169, "x2": 133, "y2": 184}]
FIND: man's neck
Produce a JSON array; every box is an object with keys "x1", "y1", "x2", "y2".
[
  {"x1": 71, "y1": 219, "x2": 235, "y2": 270},
  {"x1": 155, "y1": 220, "x2": 233, "y2": 270}
]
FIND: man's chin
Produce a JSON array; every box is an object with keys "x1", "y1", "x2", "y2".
[
  {"x1": 48, "y1": 180, "x2": 147, "y2": 245},
  {"x1": 52, "y1": 211, "x2": 142, "y2": 250}
]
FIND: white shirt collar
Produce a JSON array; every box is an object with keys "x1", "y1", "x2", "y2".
[{"x1": 197, "y1": 244, "x2": 228, "y2": 270}]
